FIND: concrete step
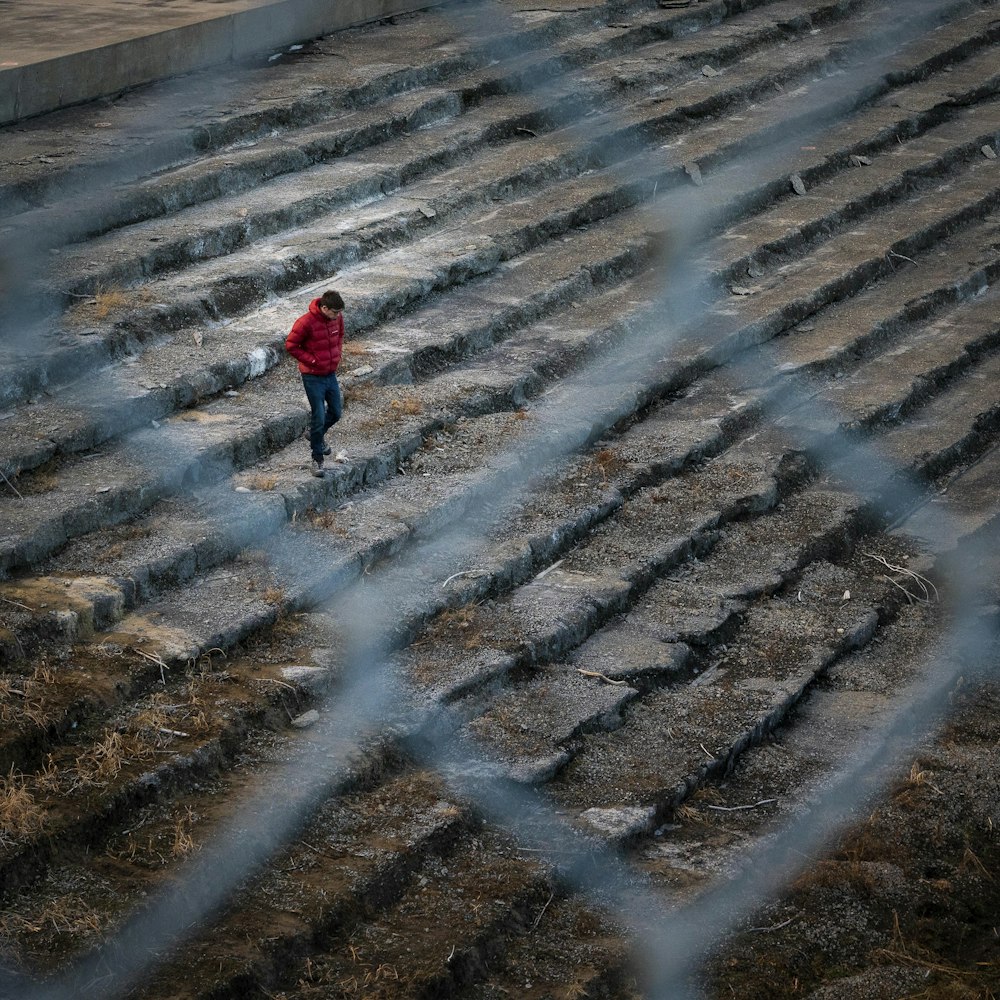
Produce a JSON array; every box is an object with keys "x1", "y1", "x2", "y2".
[
  {"x1": 1, "y1": 0, "x2": 994, "y2": 413},
  {"x1": 2, "y1": 99, "x2": 997, "y2": 583}
]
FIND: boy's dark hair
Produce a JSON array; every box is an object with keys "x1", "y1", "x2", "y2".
[{"x1": 320, "y1": 290, "x2": 344, "y2": 310}]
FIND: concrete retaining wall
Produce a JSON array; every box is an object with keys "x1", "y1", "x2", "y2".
[{"x1": 0, "y1": 0, "x2": 436, "y2": 125}]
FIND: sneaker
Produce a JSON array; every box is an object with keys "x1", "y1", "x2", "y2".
[
  {"x1": 311, "y1": 458, "x2": 325, "y2": 477},
  {"x1": 322, "y1": 445, "x2": 332, "y2": 456}
]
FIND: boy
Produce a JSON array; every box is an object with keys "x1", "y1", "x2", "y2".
[{"x1": 285, "y1": 290, "x2": 345, "y2": 476}]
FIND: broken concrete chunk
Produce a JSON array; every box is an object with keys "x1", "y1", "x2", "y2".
[
  {"x1": 790, "y1": 173, "x2": 807, "y2": 195},
  {"x1": 280, "y1": 665, "x2": 331, "y2": 694},
  {"x1": 348, "y1": 365, "x2": 374, "y2": 377},
  {"x1": 701, "y1": 65, "x2": 719, "y2": 77},
  {"x1": 683, "y1": 161, "x2": 703, "y2": 186},
  {"x1": 983, "y1": 144, "x2": 998, "y2": 160},
  {"x1": 418, "y1": 205, "x2": 437, "y2": 218},
  {"x1": 290, "y1": 709, "x2": 320, "y2": 729},
  {"x1": 579, "y1": 805, "x2": 656, "y2": 841},
  {"x1": 849, "y1": 154, "x2": 872, "y2": 166}
]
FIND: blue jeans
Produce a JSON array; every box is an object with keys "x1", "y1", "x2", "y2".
[{"x1": 302, "y1": 372, "x2": 342, "y2": 461}]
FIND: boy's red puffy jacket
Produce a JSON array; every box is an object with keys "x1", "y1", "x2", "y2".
[{"x1": 285, "y1": 298, "x2": 344, "y2": 375}]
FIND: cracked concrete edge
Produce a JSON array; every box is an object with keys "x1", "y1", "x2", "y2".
[{"x1": 0, "y1": 0, "x2": 445, "y2": 126}]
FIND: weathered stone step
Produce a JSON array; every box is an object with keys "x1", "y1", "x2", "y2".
[
  {"x1": 4, "y1": 0, "x2": 860, "y2": 250},
  {"x1": 72, "y1": 7, "x2": 1000, "y2": 334},
  {"x1": 3, "y1": 48, "x2": 996, "y2": 812},
  {"x1": 49, "y1": 0, "x2": 866, "y2": 297},
  {"x1": 412, "y1": 318, "x2": 1000, "y2": 783},
  {"x1": 0, "y1": 0, "x2": 675, "y2": 217},
  {"x1": 895, "y1": 430, "x2": 1000, "y2": 556},
  {"x1": 3, "y1": 68, "x2": 994, "y2": 514},
  {"x1": 1, "y1": 767, "x2": 474, "y2": 995},
  {"x1": 465, "y1": 597, "x2": 946, "y2": 993},
  {"x1": 0, "y1": 213, "x2": 660, "y2": 485},
  {"x1": 799, "y1": 288, "x2": 1000, "y2": 434},
  {"x1": 2, "y1": 35, "x2": 993, "y2": 502},
  {"x1": 1, "y1": 181, "x2": 993, "y2": 691},
  {"x1": 0, "y1": 234, "x2": 664, "y2": 577},
  {"x1": 0, "y1": 669, "x2": 307, "y2": 897},
  {"x1": 2, "y1": 194, "x2": 995, "y2": 691},
  {"x1": 47, "y1": 10, "x2": 878, "y2": 326},
  {"x1": 2, "y1": 258, "x2": 986, "y2": 872},
  {"x1": 702, "y1": 99, "x2": 1000, "y2": 282},
  {"x1": 447, "y1": 481, "x2": 863, "y2": 783},
  {"x1": 876, "y1": 349, "x2": 1000, "y2": 493},
  {"x1": 456, "y1": 895, "x2": 639, "y2": 1000},
  {"x1": 249, "y1": 830, "x2": 553, "y2": 1000},
  {"x1": 548, "y1": 558, "x2": 883, "y2": 837},
  {"x1": 3, "y1": 2, "x2": 992, "y2": 417}
]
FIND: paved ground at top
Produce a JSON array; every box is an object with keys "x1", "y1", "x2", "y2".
[{"x1": 0, "y1": 0, "x2": 435, "y2": 123}]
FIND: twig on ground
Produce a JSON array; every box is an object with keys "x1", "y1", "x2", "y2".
[
  {"x1": 442, "y1": 570, "x2": 484, "y2": 588},
  {"x1": 861, "y1": 552, "x2": 938, "y2": 604},
  {"x1": 261, "y1": 678, "x2": 297, "y2": 691},
  {"x1": 705, "y1": 798, "x2": 777, "y2": 813},
  {"x1": 532, "y1": 892, "x2": 555, "y2": 930},
  {"x1": 534, "y1": 559, "x2": 564, "y2": 581},
  {"x1": 0, "y1": 596, "x2": 35, "y2": 613},
  {"x1": 130, "y1": 647, "x2": 169, "y2": 684},
  {"x1": 748, "y1": 915, "x2": 797, "y2": 932},
  {"x1": 0, "y1": 470, "x2": 23, "y2": 500},
  {"x1": 700, "y1": 743, "x2": 718, "y2": 760},
  {"x1": 298, "y1": 839, "x2": 339, "y2": 860},
  {"x1": 576, "y1": 668, "x2": 627, "y2": 686},
  {"x1": 887, "y1": 250, "x2": 917, "y2": 265}
]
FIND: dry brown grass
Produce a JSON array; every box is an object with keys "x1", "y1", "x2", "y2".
[
  {"x1": 791, "y1": 859, "x2": 878, "y2": 895},
  {"x1": 390, "y1": 395, "x2": 424, "y2": 416},
  {"x1": 14, "y1": 466, "x2": 60, "y2": 496},
  {"x1": 171, "y1": 806, "x2": 197, "y2": 858},
  {"x1": 247, "y1": 473, "x2": 279, "y2": 491},
  {"x1": 35, "y1": 755, "x2": 61, "y2": 794},
  {"x1": 590, "y1": 446, "x2": 622, "y2": 484},
  {"x1": 891, "y1": 759, "x2": 943, "y2": 811},
  {"x1": 69, "y1": 283, "x2": 144, "y2": 324},
  {"x1": 0, "y1": 766, "x2": 46, "y2": 841},
  {"x1": 418, "y1": 603, "x2": 483, "y2": 650},
  {"x1": 30, "y1": 663, "x2": 56, "y2": 688},
  {"x1": 872, "y1": 910, "x2": 992, "y2": 988},
  {"x1": 1, "y1": 892, "x2": 104, "y2": 941},
  {"x1": 262, "y1": 586, "x2": 286, "y2": 607},
  {"x1": 303, "y1": 506, "x2": 350, "y2": 537},
  {"x1": 127, "y1": 706, "x2": 173, "y2": 748},
  {"x1": 341, "y1": 341, "x2": 372, "y2": 358},
  {"x1": 236, "y1": 549, "x2": 270, "y2": 566},
  {"x1": 71, "y1": 730, "x2": 151, "y2": 788}
]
